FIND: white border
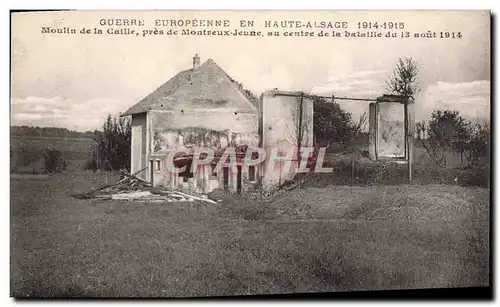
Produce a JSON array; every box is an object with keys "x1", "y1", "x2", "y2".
[{"x1": 3, "y1": 1, "x2": 497, "y2": 306}]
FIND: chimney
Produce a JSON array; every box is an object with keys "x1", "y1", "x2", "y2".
[{"x1": 193, "y1": 53, "x2": 200, "y2": 70}]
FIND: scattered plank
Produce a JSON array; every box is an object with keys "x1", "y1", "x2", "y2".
[
  {"x1": 71, "y1": 167, "x2": 148, "y2": 199},
  {"x1": 71, "y1": 166, "x2": 218, "y2": 205},
  {"x1": 167, "y1": 190, "x2": 217, "y2": 204},
  {"x1": 93, "y1": 195, "x2": 112, "y2": 200},
  {"x1": 283, "y1": 176, "x2": 309, "y2": 191},
  {"x1": 111, "y1": 191, "x2": 153, "y2": 200},
  {"x1": 113, "y1": 166, "x2": 148, "y2": 187},
  {"x1": 120, "y1": 169, "x2": 149, "y2": 184}
]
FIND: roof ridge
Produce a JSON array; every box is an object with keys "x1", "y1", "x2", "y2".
[
  {"x1": 205, "y1": 60, "x2": 259, "y2": 108},
  {"x1": 196, "y1": 58, "x2": 215, "y2": 70},
  {"x1": 121, "y1": 57, "x2": 258, "y2": 116}
]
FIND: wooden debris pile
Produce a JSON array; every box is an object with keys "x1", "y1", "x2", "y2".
[
  {"x1": 279, "y1": 175, "x2": 309, "y2": 191},
  {"x1": 71, "y1": 167, "x2": 216, "y2": 204}
]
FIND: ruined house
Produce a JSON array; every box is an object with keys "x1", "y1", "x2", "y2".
[{"x1": 121, "y1": 54, "x2": 313, "y2": 193}]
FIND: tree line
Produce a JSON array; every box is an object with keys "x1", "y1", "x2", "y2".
[
  {"x1": 11, "y1": 126, "x2": 95, "y2": 139},
  {"x1": 417, "y1": 111, "x2": 489, "y2": 168}
]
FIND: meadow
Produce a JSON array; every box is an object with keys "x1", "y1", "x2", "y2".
[
  {"x1": 10, "y1": 135, "x2": 95, "y2": 173},
  {"x1": 10, "y1": 171, "x2": 489, "y2": 297},
  {"x1": 10, "y1": 135, "x2": 490, "y2": 297}
]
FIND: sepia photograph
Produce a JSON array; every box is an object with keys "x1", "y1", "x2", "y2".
[{"x1": 10, "y1": 10, "x2": 490, "y2": 298}]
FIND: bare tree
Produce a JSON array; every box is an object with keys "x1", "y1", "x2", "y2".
[
  {"x1": 286, "y1": 105, "x2": 312, "y2": 149},
  {"x1": 415, "y1": 120, "x2": 427, "y2": 140},
  {"x1": 386, "y1": 58, "x2": 421, "y2": 171},
  {"x1": 285, "y1": 94, "x2": 313, "y2": 188},
  {"x1": 386, "y1": 57, "x2": 421, "y2": 100},
  {"x1": 353, "y1": 111, "x2": 368, "y2": 136},
  {"x1": 287, "y1": 110, "x2": 313, "y2": 148}
]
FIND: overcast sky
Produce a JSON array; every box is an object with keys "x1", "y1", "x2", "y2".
[{"x1": 11, "y1": 10, "x2": 490, "y2": 131}]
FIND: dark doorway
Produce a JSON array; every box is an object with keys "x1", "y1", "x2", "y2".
[
  {"x1": 237, "y1": 165, "x2": 242, "y2": 194},
  {"x1": 149, "y1": 160, "x2": 154, "y2": 185},
  {"x1": 179, "y1": 162, "x2": 193, "y2": 183},
  {"x1": 223, "y1": 167, "x2": 229, "y2": 190},
  {"x1": 248, "y1": 165, "x2": 256, "y2": 182}
]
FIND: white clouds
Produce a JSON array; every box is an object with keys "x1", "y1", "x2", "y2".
[
  {"x1": 9, "y1": 79, "x2": 490, "y2": 132},
  {"x1": 9, "y1": 10, "x2": 490, "y2": 132},
  {"x1": 11, "y1": 96, "x2": 133, "y2": 131},
  {"x1": 11, "y1": 11, "x2": 490, "y2": 134},
  {"x1": 304, "y1": 69, "x2": 490, "y2": 125},
  {"x1": 418, "y1": 80, "x2": 490, "y2": 122},
  {"x1": 311, "y1": 70, "x2": 388, "y2": 97},
  {"x1": 14, "y1": 113, "x2": 45, "y2": 120},
  {"x1": 23, "y1": 96, "x2": 71, "y2": 106},
  {"x1": 310, "y1": 70, "x2": 390, "y2": 121}
]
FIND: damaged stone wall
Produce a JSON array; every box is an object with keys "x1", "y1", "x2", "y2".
[
  {"x1": 260, "y1": 91, "x2": 314, "y2": 185},
  {"x1": 150, "y1": 110, "x2": 259, "y2": 152},
  {"x1": 148, "y1": 109, "x2": 259, "y2": 192},
  {"x1": 369, "y1": 96, "x2": 414, "y2": 160},
  {"x1": 131, "y1": 113, "x2": 147, "y2": 179}
]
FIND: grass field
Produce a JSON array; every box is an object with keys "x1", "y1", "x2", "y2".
[
  {"x1": 10, "y1": 136, "x2": 95, "y2": 172},
  {"x1": 10, "y1": 171, "x2": 489, "y2": 297}
]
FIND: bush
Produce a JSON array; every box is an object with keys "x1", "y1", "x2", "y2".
[
  {"x1": 86, "y1": 114, "x2": 131, "y2": 171},
  {"x1": 422, "y1": 110, "x2": 465, "y2": 167},
  {"x1": 422, "y1": 110, "x2": 490, "y2": 168},
  {"x1": 83, "y1": 150, "x2": 99, "y2": 172},
  {"x1": 302, "y1": 154, "x2": 489, "y2": 188},
  {"x1": 13, "y1": 145, "x2": 40, "y2": 167},
  {"x1": 463, "y1": 122, "x2": 490, "y2": 167},
  {"x1": 42, "y1": 148, "x2": 67, "y2": 173},
  {"x1": 313, "y1": 97, "x2": 366, "y2": 149}
]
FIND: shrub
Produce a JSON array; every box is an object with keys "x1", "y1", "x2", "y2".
[
  {"x1": 10, "y1": 149, "x2": 17, "y2": 173},
  {"x1": 86, "y1": 114, "x2": 131, "y2": 171},
  {"x1": 421, "y1": 110, "x2": 466, "y2": 167},
  {"x1": 422, "y1": 110, "x2": 490, "y2": 168},
  {"x1": 360, "y1": 149, "x2": 370, "y2": 158},
  {"x1": 42, "y1": 148, "x2": 67, "y2": 173},
  {"x1": 463, "y1": 122, "x2": 490, "y2": 167},
  {"x1": 313, "y1": 97, "x2": 366, "y2": 149},
  {"x1": 14, "y1": 145, "x2": 40, "y2": 167},
  {"x1": 83, "y1": 149, "x2": 99, "y2": 172}
]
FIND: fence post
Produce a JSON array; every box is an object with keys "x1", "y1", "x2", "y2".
[{"x1": 406, "y1": 98, "x2": 415, "y2": 184}]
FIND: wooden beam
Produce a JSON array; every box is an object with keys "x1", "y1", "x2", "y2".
[
  {"x1": 407, "y1": 98, "x2": 415, "y2": 184},
  {"x1": 297, "y1": 93, "x2": 304, "y2": 189},
  {"x1": 270, "y1": 91, "x2": 405, "y2": 104},
  {"x1": 368, "y1": 103, "x2": 377, "y2": 160}
]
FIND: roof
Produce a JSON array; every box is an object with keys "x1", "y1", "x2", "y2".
[
  {"x1": 376, "y1": 94, "x2": 407, "y2": 103},
  {"x1": 121, "y1": 58, "x2": 258, "y2": 116}
]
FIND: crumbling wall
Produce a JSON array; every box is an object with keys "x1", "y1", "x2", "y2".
[
  {"x1": 150, "y1": 110, "x2": 259, "y2": 152},
  {"x1": 369, "y1": 103, "x2": 377, "y2": 160},
  {"x1": 149, "y1": 109, "x2": 259, "y2": 191},
  {"x1": 260, "y1": 91, "x2": 314, "y2": 185},
  {"x1": 131, "y1": 113, "x2": 147, "y2": 180}
]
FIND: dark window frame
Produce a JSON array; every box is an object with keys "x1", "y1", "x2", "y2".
[{"x1": 248, "y1": 165, "x2": 256, "y2": 182}]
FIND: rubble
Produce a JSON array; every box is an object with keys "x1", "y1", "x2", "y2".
[
  {"x1": 71, "y1": 167, "x2": 216, "y2": 204},
  {"x1": 71, "y1": 166, "x2": 308, "y2": 205},
  {"x1": 111, "y1": 191, "x2": 153, "y2": 200}
]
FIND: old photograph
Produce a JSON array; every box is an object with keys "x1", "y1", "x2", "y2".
[{"x1": 10, "y1": 10, "x2": 490, "y2": 298}]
